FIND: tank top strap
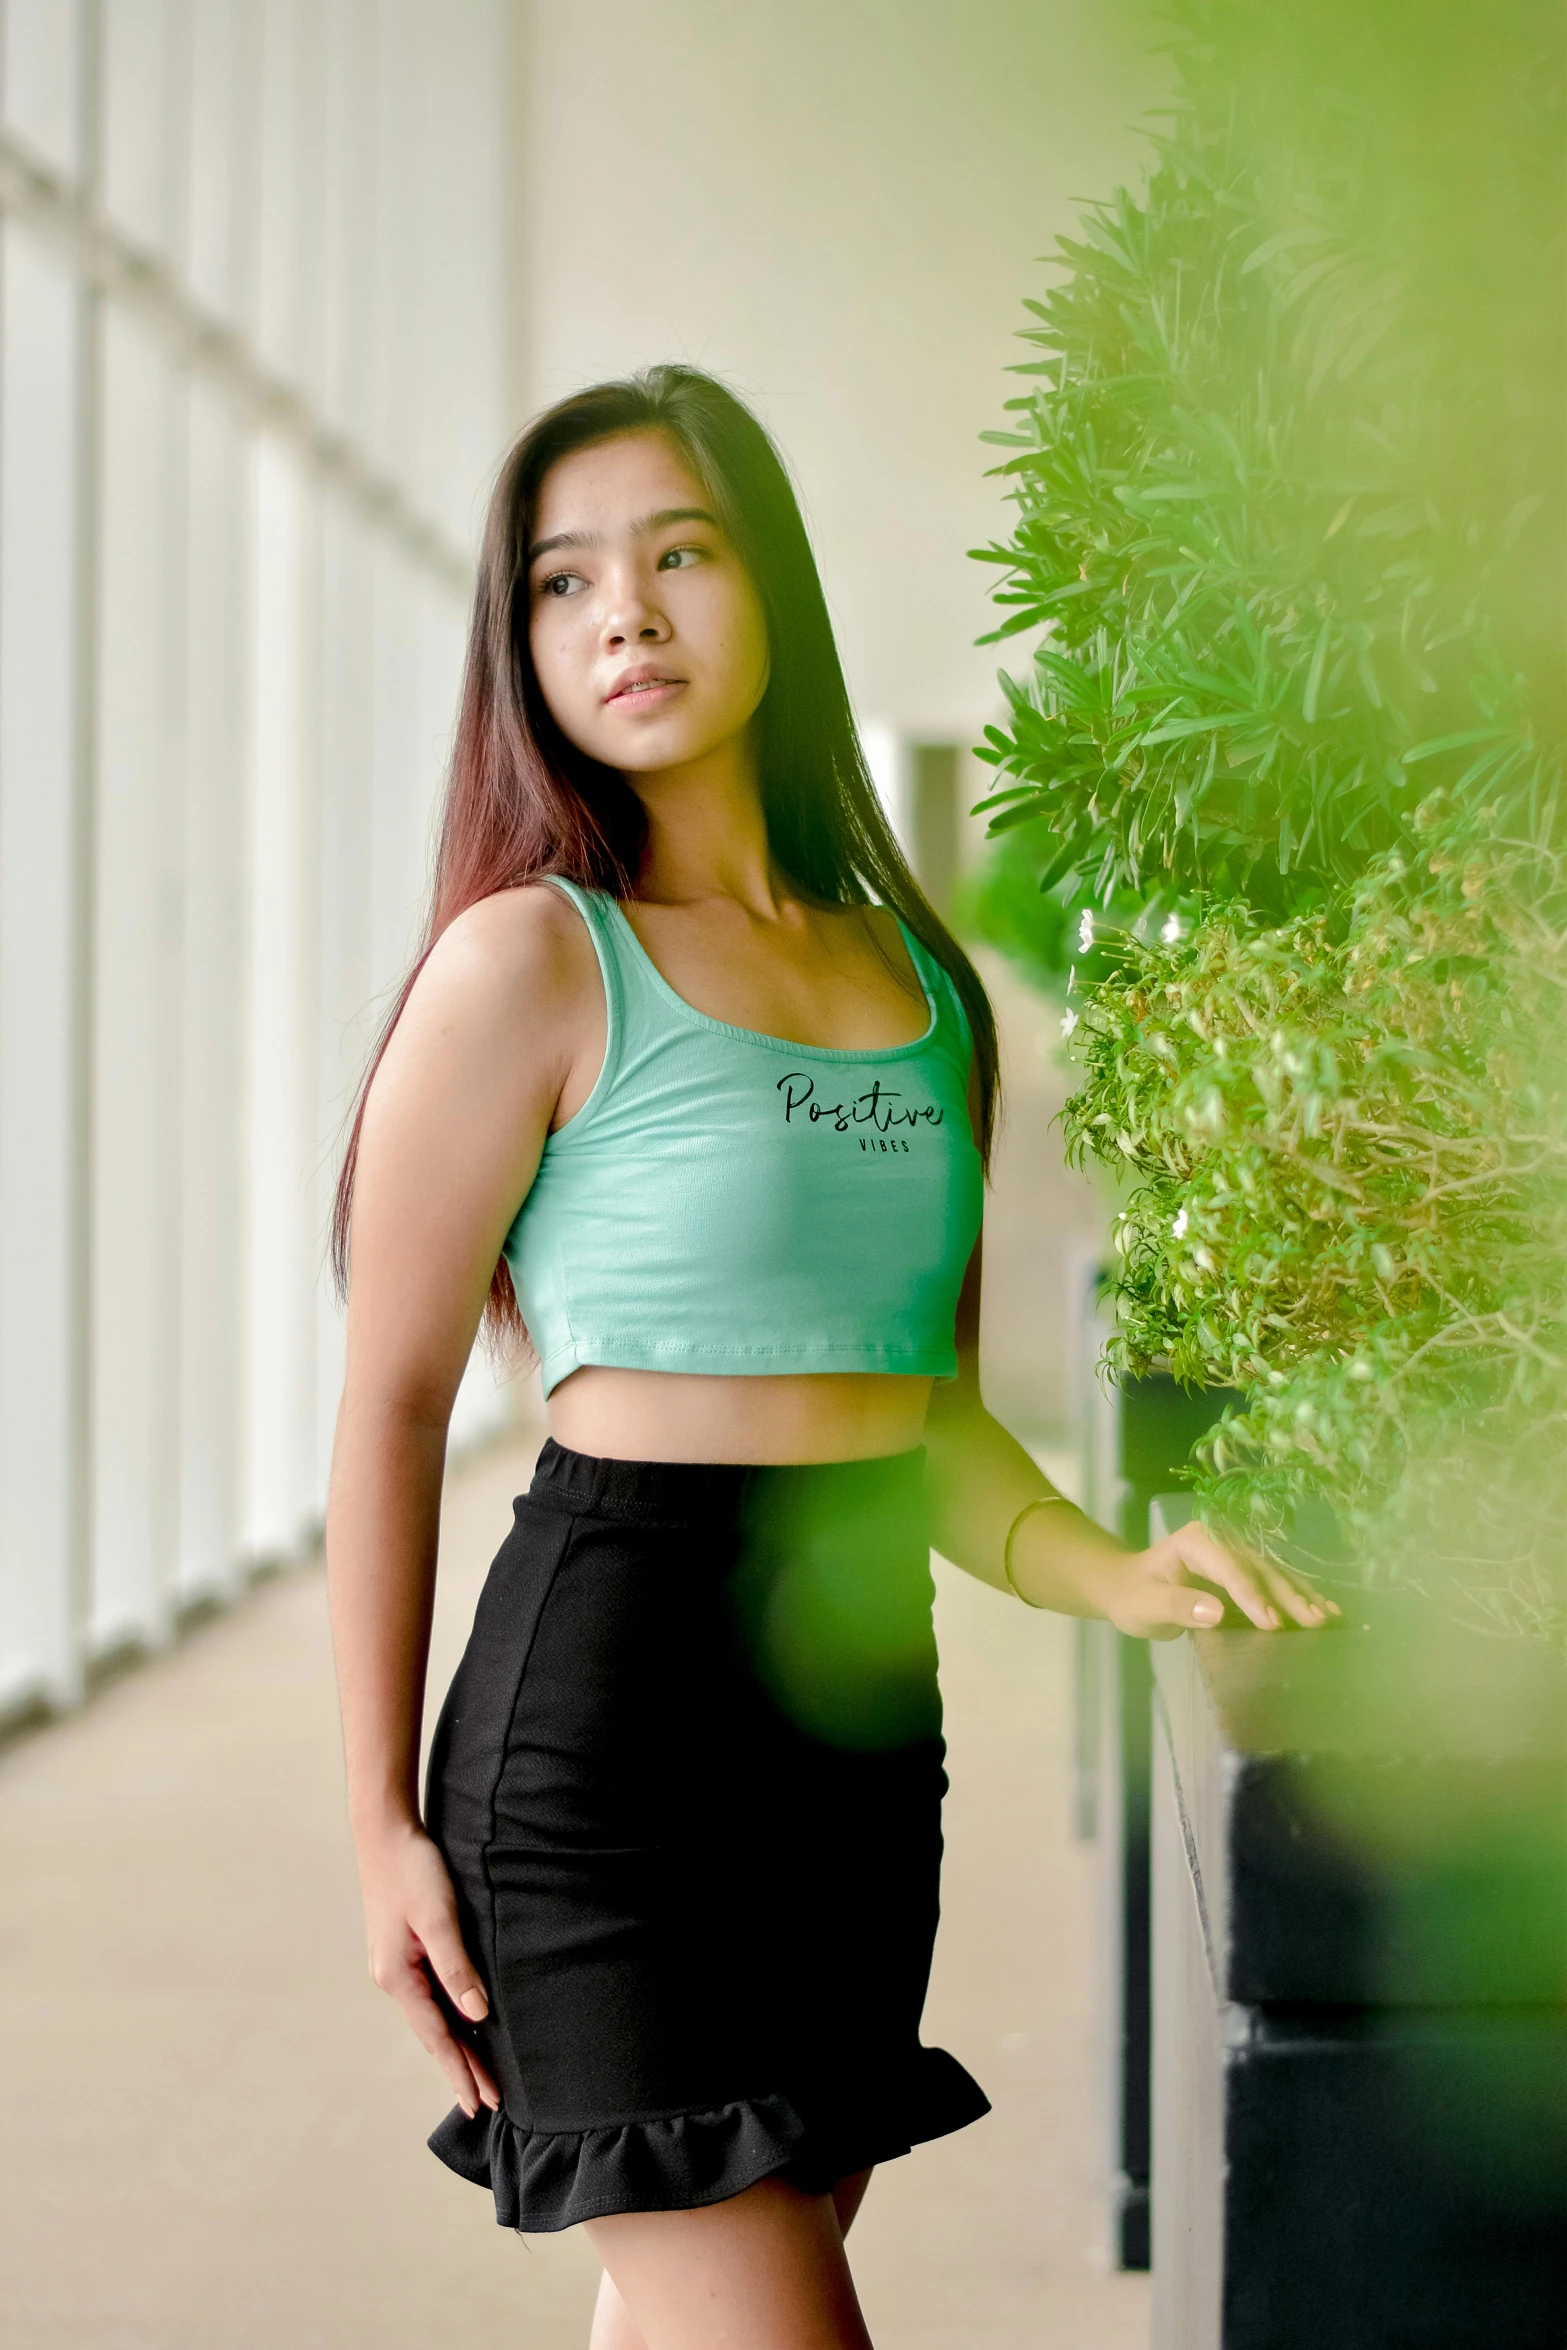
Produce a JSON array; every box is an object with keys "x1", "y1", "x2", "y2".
[
  {"x1": 540, "y1": 875, "x2": 639, "y2": 1097},
  {"x1": 895, "y1": 921, "x2": 973, "y2": 1064}
]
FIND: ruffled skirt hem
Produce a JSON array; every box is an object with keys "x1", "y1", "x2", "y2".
[{"x1": 428, "y1": 2048, "x2": 990, "y2": 2232}]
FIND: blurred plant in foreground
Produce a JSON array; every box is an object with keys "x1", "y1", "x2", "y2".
[
  {"x1": 973, "y1": 0, "x2": 1562, "y2": 914},
  {"x1": 970, "y1": 0, "x2": 1566, "y2": 1642}
]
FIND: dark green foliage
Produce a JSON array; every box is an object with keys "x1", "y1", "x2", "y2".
[{"x1": 973, "y1": 0, "x2": 1563, "y2": 908}]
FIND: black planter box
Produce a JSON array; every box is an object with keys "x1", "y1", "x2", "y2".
[
  {"x1": 1150, "y1": 1590, "x2": 1567, "y2": 2350},
  {"x1": 1074, "y1": 1327, "x2": 1239, "y2": 2270}
]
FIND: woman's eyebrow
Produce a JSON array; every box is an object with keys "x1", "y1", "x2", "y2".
[
  {"x1": 527, "y1": 506, "x2": 719, "y2": 566},
  {"x1": 528, "y1": 527, "x2": 592, "y2": 563},
  {"x1": 636, "y1": 505, "x2": 719, "y2": 536}
]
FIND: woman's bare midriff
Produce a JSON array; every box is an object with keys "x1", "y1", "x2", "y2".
[{"x1": 546, "y1": 1365, "x2": 936, "y2": 1465}]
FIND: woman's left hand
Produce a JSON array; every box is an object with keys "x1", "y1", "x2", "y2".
[{"x1": 1085, "y1": 1520, "x2": 1339, "y2": 1641}]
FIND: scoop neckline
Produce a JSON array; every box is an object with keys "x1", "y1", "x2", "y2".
[{"x1": 602, "y1": 895, "x2": 940, "y2": 1063}]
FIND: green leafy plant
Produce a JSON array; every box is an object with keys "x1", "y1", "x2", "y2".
[
  {"x1": 953, "y1": 822, "x2": 1149, "y2": 998},
  {"x1": 971, "y1": 0, "x2": 1566, "y2": 1640},
  {"x1": 1064, "y1": 795, "x2": 1567, "y2": 1646},
  {"x1": 971, "y1": 0, "x2": 1562, "y2": 911}
]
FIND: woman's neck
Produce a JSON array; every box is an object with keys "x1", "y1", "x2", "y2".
[{"x1": 628, "y1": 733, "x2": 784, "y2": 916}]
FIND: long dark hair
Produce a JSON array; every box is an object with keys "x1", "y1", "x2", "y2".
[{"x1": 332, "y1": 364, "x2": 1000, "y2": 1343}]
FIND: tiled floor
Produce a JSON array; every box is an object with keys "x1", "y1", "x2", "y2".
[{"x1": 0, "y1": 1427, "x2": 1149, "y2": 2349}]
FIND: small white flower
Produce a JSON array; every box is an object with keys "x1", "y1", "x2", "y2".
[
  {"x1": 1171, "y1": 1206, "x2": 1189, "y2": 1239},
  {"x1": 1161, "y1": 912, "x2": 1184, "y2": 945},
  {"x1": 1060, "y1": 1006, "x2": 1079, "y2": 1040},
  {"x1": 1077, "y1": 908, "x2": 1095, "y2": 953}
]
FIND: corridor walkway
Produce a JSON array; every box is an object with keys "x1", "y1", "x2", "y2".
[{"x1": 0, "y1": 1421, "x2": 1150, "y2": 2350}]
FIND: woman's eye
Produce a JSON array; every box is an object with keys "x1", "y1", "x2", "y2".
[
  {"x1": 539, "y1": 570, "x2": 584, "y2": 598},
  {"x1": 657, "y1": 544, "x2": 704, "y2": 571}
]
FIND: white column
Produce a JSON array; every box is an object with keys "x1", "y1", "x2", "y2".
[
  {"x1": 3, "y1": 0, "x2": 84, "y2": 174},
  {"x1": 90, "y1": 303, "x2": 185, "y2": 1654},
  {"x1": 0, "y1": 228, "x2": 88, "y2": 1709},
  {"x1": 184, "y1": 0, "x2": 253, "y2": 330},
  {"x1": 369, "y1": 0, "x2": 425, "y2": 491},
  {"x1": 176, "y1": 380, "x2": 249, "y2": 1603},
  {"x1": 255, "y1": 0, "x2": 327, "y2": 403},
  {"x1": 407, "y1": 0, "x2": 510, "y2": 541},
  {"x1": 321, "y1": 0, "x2": 380, "y2": 451},
  {"x1": 101, "y1": 0, "x2": 178, "y2": 257},
  {"x1": 243, "y1": 434, "x2": 322, "y2": 1559}
]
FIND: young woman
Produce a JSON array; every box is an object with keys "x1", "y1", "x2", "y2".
[{"x1": 325, "y1": 365, "x2": 1332, "y2": 2350}]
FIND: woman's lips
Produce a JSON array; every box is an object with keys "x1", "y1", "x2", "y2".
[{"x1": 604, "y1": 675, "x2": 686, "y2": 710}]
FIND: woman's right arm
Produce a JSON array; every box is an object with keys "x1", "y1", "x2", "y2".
[{"x1": 324, "y1": 884, "x2": 601, "y2": 2118}]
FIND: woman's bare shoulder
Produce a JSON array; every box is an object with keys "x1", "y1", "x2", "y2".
[
  {"x1": 391, "y1": 883, "x2": 602, "y2": 1075},
  {"x1": 424, "y1": 882, "x2": 597, "y2": 1003}
]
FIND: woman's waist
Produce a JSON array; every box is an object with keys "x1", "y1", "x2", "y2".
[
  {"x1": 521, "y1": 1439, "x2": 933, "y2": 1611},
  {"x1": 545, "y1": 1363, "x2": 933, "y2": 1475}
]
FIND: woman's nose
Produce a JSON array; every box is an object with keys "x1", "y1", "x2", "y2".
[
  {"x1": 601, "y1": 572, "x2": 670, "y2": 648},
  {"x1": 604, "y1": 611, "x2": 670, "y2": 648}
]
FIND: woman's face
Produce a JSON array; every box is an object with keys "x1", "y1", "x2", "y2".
[{"x1": 526, "y1": 429, "x2": 770, "y2": 777}]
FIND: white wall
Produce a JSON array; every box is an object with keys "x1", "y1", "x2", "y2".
[{"x1": 518, "y1": 0, "x2": 1161, "y2": 746}]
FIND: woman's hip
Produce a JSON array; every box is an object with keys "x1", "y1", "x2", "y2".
[{"x1": 424, "y1": 1439, "x2": 945, "y2": 1865}]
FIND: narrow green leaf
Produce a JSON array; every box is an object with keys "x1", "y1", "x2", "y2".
[
  {"x1": 1401, "y1": 728, "x2": 1511, "y2": 766},
  {"x1": 1302, "y1": 620, "x2": 1332, "y2": 723}
]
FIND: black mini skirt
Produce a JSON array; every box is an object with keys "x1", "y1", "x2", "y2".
[{"x1": 423, "y1": 1438, "x2": 989, "y2": 2232}]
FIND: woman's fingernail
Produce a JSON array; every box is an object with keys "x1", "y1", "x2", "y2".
[
  {"x1": 1193, "y1": 1599, "x2": 1221, "y2": 1624},
  {"x1": 459, "y1": 1990, "x2": 488, "y2": 2021},
  {"x1": 461, "y1": 2102, "x2": 477, "y2": 2120},
  {"x1": 1266, "y1": 1607, "x2": 1281, "y2": 1627}
]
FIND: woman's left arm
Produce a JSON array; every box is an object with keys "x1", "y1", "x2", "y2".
[{"x1": 922, "y1": 1228, "x2": 1336, "y2": 1639}]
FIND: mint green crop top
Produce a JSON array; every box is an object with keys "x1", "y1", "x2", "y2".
[{"x1": 503, "y1": 879, "x2": 984, "y2": 1397}]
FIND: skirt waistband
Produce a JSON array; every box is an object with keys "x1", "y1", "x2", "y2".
[{"x1": 525, "y1": 1437, "x2": 927, "y2": 1528}]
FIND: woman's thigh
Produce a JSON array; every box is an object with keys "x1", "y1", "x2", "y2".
[
  {"x1": 589, "y1": 2171, "x2": 878, "y2": 2350},
  {"x1": 586, "y1": 2172, "x2": 875, "y2": 2350},
  {"x1": 831, "y1": 2168, "x2": 874, "y2": 2238}
]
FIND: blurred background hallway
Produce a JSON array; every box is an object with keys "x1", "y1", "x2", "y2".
[{"x1": 0, "y1": 4, "x2": 1157, "y2": 2339}]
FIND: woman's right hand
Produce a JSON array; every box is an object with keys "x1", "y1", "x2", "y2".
[{"x1": 357, "y1": 1819, "x2": 501, "y2": 2120}]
